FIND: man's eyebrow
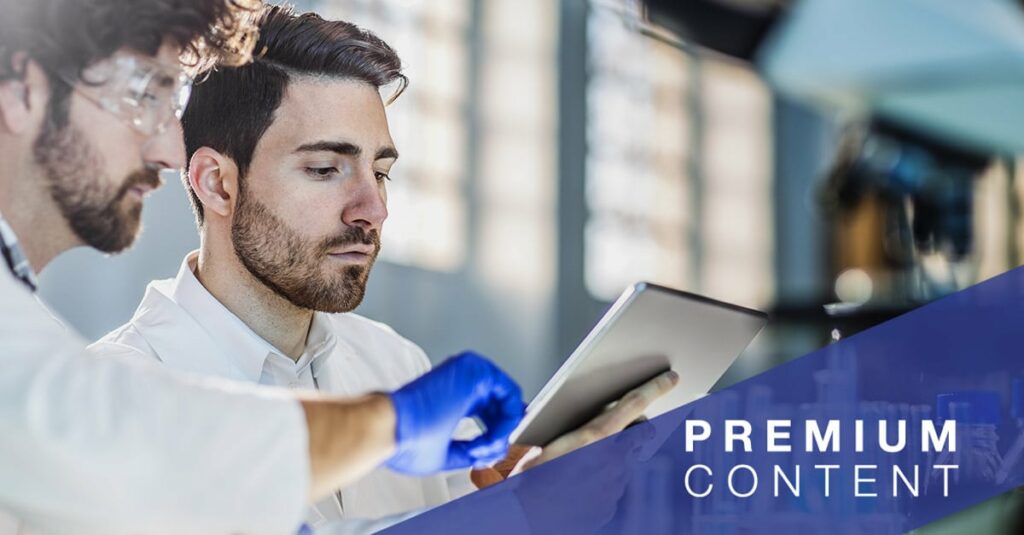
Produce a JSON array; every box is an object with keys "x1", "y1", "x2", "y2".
[
  {"x1": 294, "y1": 141, "x2": 399, "y2": 161},
  {"x1": 376, "y1": 146, "x2": 399, "y2": 161},
  {"x1": 295, "y1": 141, "x2": 361, "y2": 156}
]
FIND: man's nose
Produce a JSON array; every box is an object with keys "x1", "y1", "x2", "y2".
[
  {"x1": 341, "y1": 170, "x2": 388, "y2": 231},
  {"x1": 141, "y1": 121, "x2": 186, "y2": 171}
]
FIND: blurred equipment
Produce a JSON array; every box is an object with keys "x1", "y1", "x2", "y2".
[
  {"x1": 759, "y1": 0, "x2": 1024, "y2": 156},
  {"x1": 825, "y1": 123, "x2": 987, "y2": 262},
  {"x1": 644, "y1": 0, "x2": 1024, "y2": 154},
  {"x1": 644, "y1": 0, "x2": 784, "y2": 60},
  {"x1": 818, "y1": 120, "x2": 991, "y2": 300},
  {"x1": 639, "y1": 0, "x2": 1024, "y2": 308}
]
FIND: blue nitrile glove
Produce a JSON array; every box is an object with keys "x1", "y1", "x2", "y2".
[{"x1": 386, "y1": 351, "x2": 525, "y2": 475}]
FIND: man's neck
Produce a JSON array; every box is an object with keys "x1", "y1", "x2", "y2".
[{"x1": 195, "y1": 242, "x2": 313, "y2": 361}]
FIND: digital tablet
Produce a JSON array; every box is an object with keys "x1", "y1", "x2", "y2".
[{"x1": 511, "y1": 282, "x2": 767, "y2": 447}]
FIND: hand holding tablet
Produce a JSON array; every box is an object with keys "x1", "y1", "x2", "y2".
[
  {"x1": 471, "y1": 283, "x2": 766, "y2": 489},
  {"x1": 470, "y1": 370, "x2": 678, "y2": 488}
]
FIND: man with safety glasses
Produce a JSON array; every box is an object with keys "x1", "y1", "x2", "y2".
[{"x1": 0, "y1": 2, "x2": 524, "y2": 534}]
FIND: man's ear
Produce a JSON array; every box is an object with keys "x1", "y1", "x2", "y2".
[
  {"x1": 0, "y1": 55, "x2": 47, "y2": 134},
  {"x1": 188, "y1": 147, "x2": 240, "y2": 220}
]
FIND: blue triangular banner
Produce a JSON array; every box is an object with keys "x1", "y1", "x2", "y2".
[{"x1": 385, "y1": 266, "x2": 1024, "y2": 534}]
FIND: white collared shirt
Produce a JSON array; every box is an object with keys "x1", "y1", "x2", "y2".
[
  {"x1": 89, "y1": 252, "x2": 469, "y2": 530},
  {"x1": 0, "y1": 251, "x2": 310, "y2": 534}
]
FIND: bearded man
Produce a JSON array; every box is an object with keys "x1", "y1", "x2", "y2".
[
  {"x1": 89, "y1": 5, "x2": 676, "y2": 531},
  {"x1": 0, "y1": 0, "x2": 529, "y2": 532}
]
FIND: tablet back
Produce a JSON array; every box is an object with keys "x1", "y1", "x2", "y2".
[{"x1": 512, "y1": 282, "x2": 767, "y2": 447}]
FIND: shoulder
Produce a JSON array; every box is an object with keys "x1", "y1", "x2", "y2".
[
  {"x1": 323, "y1": 312, "x2": 432, "y2": 375},
  {"x1": 0, "y1": 267, "x2": 45, "y2": 319},
  {"x1": 0, "y1": 268, "x2": 81, "y2": 344},
  {"x1": 86, "y1": 278, "x2": 179, "y2": 362},
  {"x1": 88, "y1": 322, "x2": 159, "y2": 362}
]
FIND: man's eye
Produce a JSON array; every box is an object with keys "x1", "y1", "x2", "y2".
[
  {"x1": 132, "y1": 92, "x2": 161, "y2": 107},
  {"x1": 306, "y1": 167, "x2": 338, "y2": 179},
  {"x1": 375, "y1": 172, "x2": 392, "y2": 183},
  {"x1": 153, "y1": 74, "x2": 176, "y2": 89}
]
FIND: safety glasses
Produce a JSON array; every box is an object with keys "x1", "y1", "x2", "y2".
[{"x1": 59, "y1": 54, "x2": 193, "y2": 136}]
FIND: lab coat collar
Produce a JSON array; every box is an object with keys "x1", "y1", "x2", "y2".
[
  {"x1": 128, "y1": 281, "x2": 250, "y2": 381},
  {"x1": 307, "y1": 314, "x2": 341, "y2": 382},
  {"x1": 136, "y1": 251, "x2": 338, "y2": 383}
]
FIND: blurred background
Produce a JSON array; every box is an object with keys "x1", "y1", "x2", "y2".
[{"x1": 38, "y1": 0, "x2": 1024, "y2": 404}]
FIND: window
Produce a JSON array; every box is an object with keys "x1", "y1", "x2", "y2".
[
  {"x1": 313, "y1": 0, "x2": 473, "y2": 271},
  {"x1": 585, "y1": 0, "x2": 774, "y2": 308},
  {"x1": 474, "y1": 0, "x2": 559, "y2": 296}
]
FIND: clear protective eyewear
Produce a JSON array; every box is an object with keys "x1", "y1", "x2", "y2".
[{"x1": 59, "y1": 54, "x2": 193, "y2": 136}]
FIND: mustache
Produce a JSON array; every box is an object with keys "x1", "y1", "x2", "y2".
[
  {"x1": 321, "y1": 226, "x2": 380, "y2": 251},
  {"x1": 115, "y1": 168, "x2": 163, "y2": 200}
]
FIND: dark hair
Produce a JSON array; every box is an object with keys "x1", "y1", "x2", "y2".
[
  {"x1": 181, "y1": 4, "x2": 407, "y2": 225},
  {"x1": 0, "y1": 0, "x2": 260, "y2": 82}
]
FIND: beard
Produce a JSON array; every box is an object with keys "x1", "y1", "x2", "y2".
[
  {"x1": 231, "y1": 186, "x2": 380, "y2": 313},
  {"x1": 33, "y1": 122, "x2": 161, "y2": 254}
]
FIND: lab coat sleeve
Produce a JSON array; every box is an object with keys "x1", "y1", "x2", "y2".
[{"x1": 0, "y1": 272, "x2": 310, "y2": 534}]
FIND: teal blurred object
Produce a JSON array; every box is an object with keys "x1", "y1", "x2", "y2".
[{"x1": 759, "y1": 0, "x2": 1024, "y2": 155}]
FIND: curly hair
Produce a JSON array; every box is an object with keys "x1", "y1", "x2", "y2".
[{"x1": 0, "y1": 0, "x2": 262, "y2": 83}]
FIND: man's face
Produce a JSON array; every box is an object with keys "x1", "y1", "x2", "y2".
[
  {"x1": 32, "y1": 45, "x2": 183, "y2": 253},
  {"x1": 231, "y1": 79, "x2": 394, "y2": 313}
]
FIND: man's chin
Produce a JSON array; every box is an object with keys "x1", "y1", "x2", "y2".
[
  {"x1": 87, "y1": 234, "x2": 139, "y2": 254},
  {"x1": 303, "y1": 276, "x2": 369, "y2": 314},
  {"x1": 82, "y1": 217, "x2": 143, "y2": 254}
]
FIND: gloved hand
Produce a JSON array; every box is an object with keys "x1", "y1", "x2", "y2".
[{"x1": 387, "y1": 351, "x2": 525, "y2": 475}]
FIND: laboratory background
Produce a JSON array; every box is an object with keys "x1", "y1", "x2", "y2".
[{"x1": 38, "y1": 0, "x2": 1024, "y2": 434}]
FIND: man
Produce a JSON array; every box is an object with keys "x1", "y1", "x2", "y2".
[
  {"x1": 89, "y1": 5, "x2": 678, "y2": 530},
  {"x1": 0, "y1": 1, "x2": 525, "y2": 533}
]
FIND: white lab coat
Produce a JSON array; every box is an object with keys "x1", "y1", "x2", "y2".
[
  {"x1": 0, "y1": 263, "x2": 311, "y2": 533},
  {"x1": 88, "y1": 253, "x2": 473, "y2": 532}
]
